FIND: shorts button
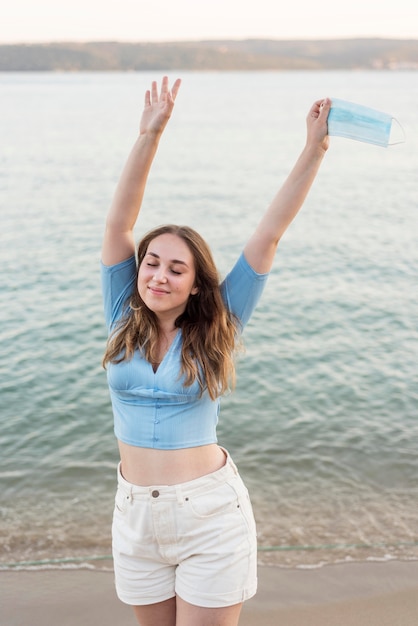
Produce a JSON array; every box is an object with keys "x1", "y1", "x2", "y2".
[{"x1": 151, "y1": 490, "x2": 160, "y2": 498}]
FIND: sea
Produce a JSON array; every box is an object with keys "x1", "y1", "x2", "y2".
[{"x1": 1, "y1": 70, "x2": 417, "y2": 571}]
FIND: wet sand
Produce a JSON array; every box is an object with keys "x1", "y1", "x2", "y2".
[{"x1": 2, "y1": 561, "x2": 418, "y2": 625}]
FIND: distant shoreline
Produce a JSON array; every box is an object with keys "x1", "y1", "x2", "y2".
[{"x1": 1, "y1": 38, "x2": 418, "y2": 71}]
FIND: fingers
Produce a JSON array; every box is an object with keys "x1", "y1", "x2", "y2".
[
  {"x1": 306, "y1": 98, "x2": 331, "y2": 151},
  {"x1": 310, "y1": 97, "x2": 331, "y2": 119},
  {"x1": 308, "y1": 98, "x2": 328, "y2": 119},
  {"x1": 151, "y1": 80, "x2": 159, "y2": 104},
  {"x1": 171, "y1": 78, "x2": 182, "y2": 101},
  {"x1": 319, "y1": 97, "x2": 331, "y2": 115},
  {"x1": 160, "y1": 75, "x2": 169, "y2": 98},
  {"x1": 144, "y1": 80, "x2": 161, "y2": 107},
  {"x1": 146, "y1": 76, "x2": 181, "y2": 106}
]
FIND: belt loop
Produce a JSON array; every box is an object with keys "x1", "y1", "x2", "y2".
[
  {"x1": 176, "y1": 484, "x2": 184, "y2": 506},
  {"x1": 221, "y1": 446, "x2": 236, "y2": 473},
  {"x1": 229, "y1": 456, "x2": 239, "y2": 475}
]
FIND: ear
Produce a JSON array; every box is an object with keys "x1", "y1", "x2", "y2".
[{"x1": 191, "y1": 285, "x2": 199, "y2": 296}]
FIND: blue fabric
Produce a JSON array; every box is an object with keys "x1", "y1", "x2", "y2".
[
  {"x1": 328, "y1": 98, "x2": 393, "y2": 147},
  {"x1": 101, "y1": 252, "x2": 268, "y2": 449}
]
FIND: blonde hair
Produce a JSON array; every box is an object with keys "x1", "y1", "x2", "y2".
[{"x1": 102, "y1": 225, "x2": 240, "y2": 400}]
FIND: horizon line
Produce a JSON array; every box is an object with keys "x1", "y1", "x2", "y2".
[{"x1": 2, "y1": 35, "x2": 418, "y2": 46}]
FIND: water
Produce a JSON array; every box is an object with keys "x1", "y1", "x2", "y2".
[{"x1": 1, "y1": 70, "x2": 417, "y2": 570}]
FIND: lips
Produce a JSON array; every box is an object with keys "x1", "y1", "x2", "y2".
[{"x1": 148, "y1": 285, "x2": 169, "y2": 295}]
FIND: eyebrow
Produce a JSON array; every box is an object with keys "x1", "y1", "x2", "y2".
[{"x1": 146, "y1": 251, "x2": 189, "y2": 267}]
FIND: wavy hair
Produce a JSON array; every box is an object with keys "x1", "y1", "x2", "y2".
[{"x1": 102, "y1": 225, "x2": 241, "y2": 400}]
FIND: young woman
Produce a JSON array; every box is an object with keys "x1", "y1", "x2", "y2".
[{"x1": 101, "y1": 76, "x2": 330, "y2": 626}]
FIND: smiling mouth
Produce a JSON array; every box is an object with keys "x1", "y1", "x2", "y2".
[{"x1": 148, "y1": 286, "x2": 169, "y2": 295}]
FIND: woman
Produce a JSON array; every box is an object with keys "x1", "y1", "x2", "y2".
[{"x1": 101, "y1": 76, "x2": 330, "y2": 626}]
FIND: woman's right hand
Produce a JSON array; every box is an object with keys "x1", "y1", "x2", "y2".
[
  {"x1": 102, "y1": 76, "x2": 182, "y2": 267},
  {"x1": 139, "y1": 76, "x2": 182, "y2": 137}
]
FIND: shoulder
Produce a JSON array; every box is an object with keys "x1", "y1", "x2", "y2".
[
  {"x1": 101, "y1": 255, "x2": 137, "y2": 331},
  {"x1": 220, "y1": 252, "x2": 269, "y2": 328}
]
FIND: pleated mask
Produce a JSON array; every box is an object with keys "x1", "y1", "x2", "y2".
[{"x1": 327, "y1": 98, "x2": 405, "y2": 147}]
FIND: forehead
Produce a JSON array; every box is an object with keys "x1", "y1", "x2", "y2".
[{"x1": 146, "y1": 233, "x2": 194, "y2": 263}]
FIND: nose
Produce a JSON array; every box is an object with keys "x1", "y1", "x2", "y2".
[{"x1": 153, "y1": 267, "x2": 168, "y2": 283}]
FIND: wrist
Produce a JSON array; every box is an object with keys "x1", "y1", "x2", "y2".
[
  {"x1": 139, "y1": 127, "x2": 163, "y2": 140},
  {"x1": 137, "y1": 130, "x2": 162, "y2": 150},
  {"x1": 303, "y1": 140, "x2": 329, "y2": 160}
]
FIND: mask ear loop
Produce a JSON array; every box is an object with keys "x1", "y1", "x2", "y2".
[{"x1": 388, "y1": 117, "x2": 406, "y2": 145}]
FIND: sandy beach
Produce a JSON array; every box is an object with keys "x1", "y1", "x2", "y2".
[{"x1": 2, "y1": 560, "x2": 418, "y2": 626}]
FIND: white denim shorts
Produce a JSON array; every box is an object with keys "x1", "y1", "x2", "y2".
[{"x1": 112, "y1": 449, "x2": 258, "y2": 608}]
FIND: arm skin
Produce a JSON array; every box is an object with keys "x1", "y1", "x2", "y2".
[
  {"x1": 243, "y1": 98, "x2": 331, "y2": 274},
  {"x1": 101, "y1": 76, "x2": 181, "y2": 267},
  {"x1": 102, "y1": 79, "x2": 330, "y2": 275}
]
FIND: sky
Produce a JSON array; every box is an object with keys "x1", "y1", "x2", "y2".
[{"x1": 2, "y1": 0, "x2": 418, "y2": 44}]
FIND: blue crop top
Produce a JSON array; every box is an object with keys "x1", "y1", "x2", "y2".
[{"x1": 101, "y1": 252, "x2": 268, "y2": 449}]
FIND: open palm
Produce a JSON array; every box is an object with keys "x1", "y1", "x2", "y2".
[{"x1": 139, "y1": 76, "x2": 181, "y2": 136}]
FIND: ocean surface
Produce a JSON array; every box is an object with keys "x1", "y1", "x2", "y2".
[{"x1": 1, "y1": 70, "x2": 417, "y2": 571}]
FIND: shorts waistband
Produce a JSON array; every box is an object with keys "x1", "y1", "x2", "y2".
[{"x1": 116, "y1": 447, "x2": 239, "y2": 501}]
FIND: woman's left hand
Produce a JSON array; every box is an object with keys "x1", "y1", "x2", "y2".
[{"x1": 306, "y1": 98, "x2": 331, "y2": 153}]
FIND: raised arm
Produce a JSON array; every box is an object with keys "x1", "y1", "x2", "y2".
[
  {"x1": 101, "y1": 76, "x2": 181, "y2": 266},
  {"x1": 243, "y1": 98, "x2": 331, "y2": 274}
]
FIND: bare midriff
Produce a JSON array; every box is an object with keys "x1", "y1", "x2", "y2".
[{"x1": 118, "y1": 441, "x2": 227, "y2": 486}]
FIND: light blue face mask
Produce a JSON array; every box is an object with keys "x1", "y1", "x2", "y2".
[{"x1": 327, "y1": 98, "x2": 405, "y2": 147}]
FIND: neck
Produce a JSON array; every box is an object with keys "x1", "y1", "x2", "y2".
[
  {"x1": 156, "y1": 314, "x2": 178, "y2": 336},
  {"x1": 159, "y1": 324, "x2": 177, "y2": 337}
]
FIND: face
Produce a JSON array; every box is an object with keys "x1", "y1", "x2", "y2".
[{"x1": 137, "y1": 233, "x2": 198, "y2": 322}]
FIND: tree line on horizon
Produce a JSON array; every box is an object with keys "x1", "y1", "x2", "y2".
[{"x1": 1, "y1": 39, "x2": 417, "y2": 71}]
